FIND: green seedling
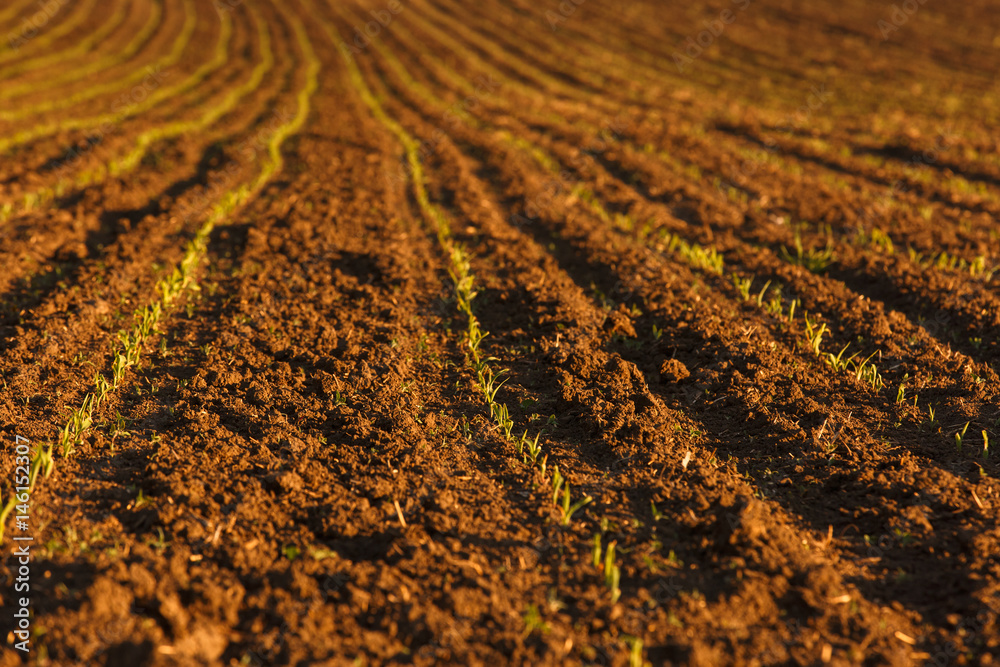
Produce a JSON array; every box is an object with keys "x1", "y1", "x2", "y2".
[
  {"x1": 909, "y1": 249, "x2": 997, "y2": 281},
  {"x1": 549, "y1": 466, "x2": 591, "y2": 524},
  {"x1": 826, "y1": 343, "x2": 857, "y2": 372},
  {"x1": 604, "y1": 541, "x2": 621, "y2": 604},
  {"x1": 663, "y1": 234, "x2": 723, "y2": 274},
  {"x1": 623, "y1": 636, "x2": 646, "y2": 667},
  {"x1": 781, "y1": 232, "x2": 835, "y2": 273},
  {"x1": 131, "y1": 489, "x2": 152, "y2": 510},
  {"x1": 851, "y1": 351, "x2": 884, "y2": 391},
  {"x1": 755, "y1": 280, "x2": 772, "y2": 308},
  {"x1": 955, "y1": 422, "x2": 970, "y2": 452},
  {"x1": 111, "y1": 412, "x2": 131, "y2": 440},
  {"x1": 522, "y1": 431, "x2": 543, "y2": 465},
  {"x1": 94, "y1": 372, "x2": 112, "y2": 408},
  {"x1": 765, "y1": 293, "x2": 783, "y2": 317},
  {"x1": 0, "y1": 443, "x2": 53, "y2": 542},
  {"x1": 522, "y1": 604, "x2": 550, "y2": 638},
  {"x1": 803, "y1": 314, "x2": 826, "y2": 357},
  {"x1": 855, "y1": 227, "x2": 895, "y2": 254},
  {"x1": 560, "y1": 484, "x2": 593, "y2": 526},
  {"x1": 731, "y1": 274, "x2": 753, "y2": 301},
  {"x1": 786, "y1": 298, "x2": 797, "y2": 323},
  {"x1": 111, "y1": 352, "x2": 129, "y2": 387},
  {"x1": 148, "y1": 528, "x2": 169, "y2": 553},
  {"x1": 551, "y1": 466, "x2": 564, "y2": 505},
  {"x1": 896, "y1": 374, "x2": 909, "y2": 404}
]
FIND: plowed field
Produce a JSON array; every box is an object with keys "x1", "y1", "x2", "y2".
[{"x1": 1, "y1": 0, "x2": 999, "y2": 665}]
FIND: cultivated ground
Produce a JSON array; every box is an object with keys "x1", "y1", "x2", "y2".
[{"x1": 1, "y1": 0, "x2": 999, "y2": 664}]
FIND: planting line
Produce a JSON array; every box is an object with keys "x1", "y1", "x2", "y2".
[
  {"x1": 347, "y1": 12, "x2": 639, "y2": 616},
  {"x1": 411, "y1": 0, "x2": 1000, "y2": 281},
  {"x1": 374, "y1": 28, "x2": 984, "y2": 391},
  {"x1": 370, "y1": 30, "x2": 897, "y2": 417},
  {"x1": 0, "y1": 6, "x2": 320, "y2": 545},
  {"x1": 510, "y1": 130, "x2": 895, "y2": 396},
  {"x1": 0, "y1": 0, "x2": 103, "y2": 65},
  {"x1": 0, "y1": 0, "x2": 199, "y2": 122},
  {"x1": 0, "y1": 0, "x2": 125, "y2": 79},
  {"x1": 1, "y1": 0, "x2": 164, "y2": 100},
  {"x1": 0, "y1": 2, "x2": 272, "y2": 224},
  {"x1": 408, "y1": 0, "x2": 619, "y2": 117},
  {"x1": 326, "y1": 0, "x2": 592, "y2": 528},
  {"x1": 0, "y1": 5, "x2": 234, "y2": 156},
  {"x1": 0, "y1": 0, "x2": 36, "y2": 29},
  {"x1": 357, "y1": 28, "x2": 918, "y2": 623}
]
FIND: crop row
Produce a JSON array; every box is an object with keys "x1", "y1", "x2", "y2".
[
  {"x1": 13, "y1": 0, "x2": 165, "y2": 99},
  {"x1": 350, "y1": 0, "x2": 997, "y2": 597},
  {"x1": 0, "y1": 2, "x2": 270, "y2": 225},
  {"x1": 331, "y1": 1, "x2": 655, "y2": 633},
  {"x1": 331, "y1": 2, "x2": 593, "y2": 520},
  {"x1": 348, "y1": 14, "x2": 880, "y2": 655},
  {"x1": 387, "y1": 0, "x2": 1000, "y2": 373},
  {"x1": 0, "y1": 0, "x2": 102, "y2": 67},
  {"x1": 0, "y1": 2, "x2": 320, "y2": 543},
  {"x1": 0, "y1": 0, "x2": 199, "y2": 123},
  {"x1": 0, "y1": 0, "x2": 126, "y2": 83},
  {"x1": 0, "y1": 0, "x2": 37, "y2": 28},
  {"x1": 401, "y1": 0, "x2": 999, "y2": 279},
  {"x1": 0, "y1": 5, "x2": 233, "y2": 158}
]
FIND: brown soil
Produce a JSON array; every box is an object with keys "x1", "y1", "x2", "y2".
[{"x1": 1, "y1": 0, "x2": 999, "y2": 665}]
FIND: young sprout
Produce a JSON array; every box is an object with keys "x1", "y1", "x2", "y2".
[
  {"x1": 896, "y1": 374, "x2": 909, "y2": 404},
  {"x1": 551, "y1": 466, "x2": 564, "y2": 506},
  {"x1": 663, "y1": 234, "x2": 723, "y2": 274},
  {"x1": 560, "y1": 484, "x2": 593, "y2": 526},
  {"x1": 623, "y1": 636, "x2": 645, "y2": 667},
  {"x1": 731, "y1": 274, "x2": 753, "y2": 301},
  {"x1": 851, "y1": 351, "x2": 884, "y2": 391},
  {"x1": 755, "y1": 280, "x2": 772, "y2": 308},
  {"x1": 522, "y1": 604, "x2": 550, "y2": 638},
  {"x1": 781, "y1": 232, "x2": 835, "y2": 273},
  {"x1": 765, "y1": 293, "x2": 783, "y2": 317},
  {"x1": 523, "y1": 432, "x2": 543, "y2": 465},
  {"x1": 803, "y1": 315, "x2": 827, "y2": 357},
  {"x1": 955, "y1": 422, "x2": 970, "y2": 452},
  {"x1": 826, "y1": 343, "x2": 856, "y2": 372},
  {"x1": 604, "y1": 542, "x2": 621, "y2": 604}
]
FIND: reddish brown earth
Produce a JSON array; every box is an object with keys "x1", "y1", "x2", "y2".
[{"x1": 1, "y1": 0, "x2": 999, "y2": 665}]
